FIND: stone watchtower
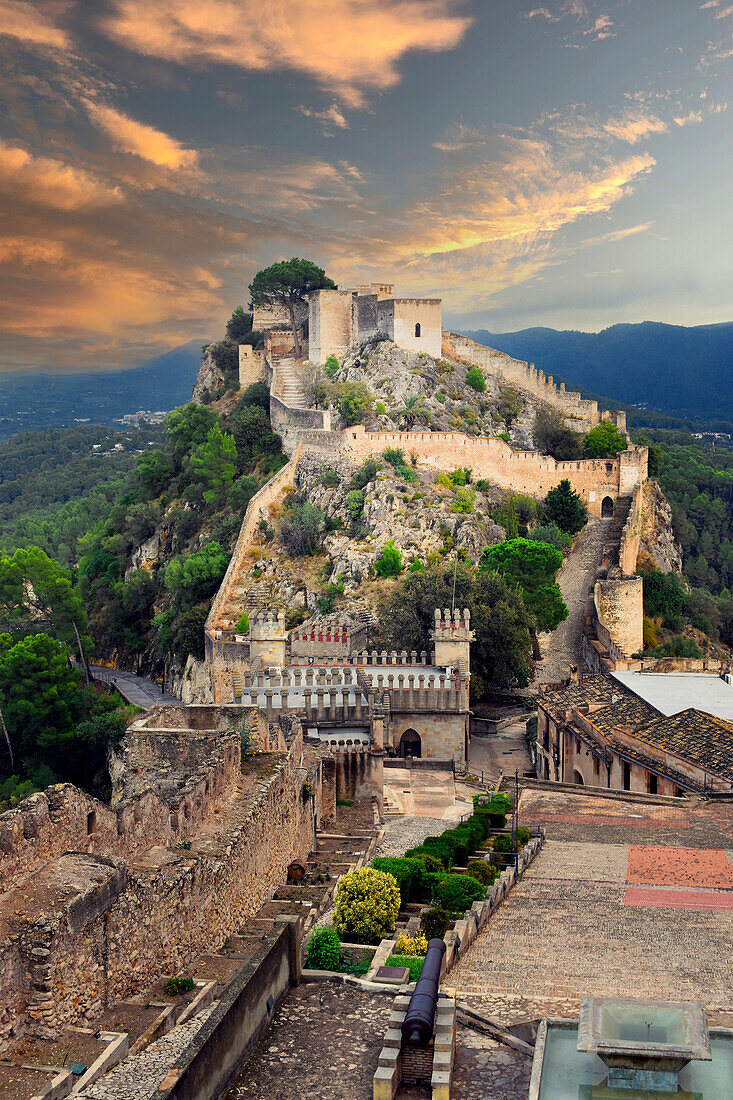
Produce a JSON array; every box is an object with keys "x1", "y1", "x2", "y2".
[
  {"x1": 431, "y1": 608, "x2": 474, "y2": 672},
  {"x1": 248, "y1": 610, "x2": 287, "y2": 668}
]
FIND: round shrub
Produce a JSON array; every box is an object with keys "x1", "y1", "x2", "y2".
[
  {"x1": 334, "y1": 867, "x2": 400, "y2": 943},
  {"x1": 306, "y1": 926, "x2": 341, "y2": 970},
  {"x1": 465, "y1": 860, "x2": 496, "y2": 886},
  {"x1": 435, "y1": 873, "x2": 486, "y2": 915},
  {"x1": 420, "y1": 907, "x2": 450, "y2": 939}
]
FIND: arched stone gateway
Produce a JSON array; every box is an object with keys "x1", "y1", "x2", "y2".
[
  {"x1": 601, "y1": 495, "x2": 614, "y2": 518},
  {"x1": 573, "y1": 769, "x2": 585, "y2": 785},
  {"x1": 399, "y1": 728, "x2": 422, "y2": 759}
]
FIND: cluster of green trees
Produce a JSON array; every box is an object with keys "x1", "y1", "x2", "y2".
[
  {"x1": 0, "y1": 425, "x2": 165, "y2": 564},
  {"x1": 377, "y1": 536, "x2": 567, "y2": 697},
  {"x1": 79, "y1": 388, "x2": 286, "y2": 664},
  {"x1": 534, "y1": 408, "x2": 627, "y2": 461},
  {"x1": 0, "y1": 546, "x2": 131, "y2": 805}
]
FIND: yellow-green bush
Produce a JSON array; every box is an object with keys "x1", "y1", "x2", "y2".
[
  {"x1": 396, "y1": 932, "x2": 428, "y2": 957},
  {"x1": 334, "y1": 867, "x2": 400, "y2": 942}
]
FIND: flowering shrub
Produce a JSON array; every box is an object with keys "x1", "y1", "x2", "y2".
[
  {"x1": 396, "y1": 932, "x2": 428, "y2": 957},
  {"x1": 334, "y1": 867, "x2": 400, "y2": 942}
]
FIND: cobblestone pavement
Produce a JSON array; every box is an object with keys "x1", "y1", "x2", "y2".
[
  {"x1": 375, "y1": 815, "x2": 460, "y2": 857},
  {"x1": 449, "y1": 788, "x2": 733, "y2": 1016},
  {"x1": 228, "y1": 982, "x2": 531, "y2": 1100},
  {"x1": 536, "y1": 517, "x2": 608, "y2": 685},
  {"x1": 84, "y1": 1004, "x2": 217, "y2": 1099}
]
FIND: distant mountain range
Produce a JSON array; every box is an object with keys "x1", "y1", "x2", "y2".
[
  {"x1": 461, "y1": 321, "x2": 733, "y2": 424},
  {"x1": 0, "y1": 340, "x2": 206, "y2": 440}
]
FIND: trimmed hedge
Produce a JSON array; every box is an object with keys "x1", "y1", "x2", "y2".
[
  {"x1": 435, "y1": 873, "x2": 485, "y2": 915},
  {"x1": 371, "y1": 857, "x2": 425, "y2": 908}
]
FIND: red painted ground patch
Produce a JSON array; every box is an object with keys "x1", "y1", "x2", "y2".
[
  {"x1": 624, "y1": 885, "x2": 733, "y2": 910},
  {"x1": 627, "y1": 845, "x2": 733, "y2": 889}
]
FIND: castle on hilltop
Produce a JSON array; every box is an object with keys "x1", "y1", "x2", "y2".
[{"x1": 252, "y1": 281, "x2": 443, "y2": 363}]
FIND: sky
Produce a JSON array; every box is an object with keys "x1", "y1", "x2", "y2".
[{"x1": 0, "y1": 0, "x2": 731, "y2": 374}]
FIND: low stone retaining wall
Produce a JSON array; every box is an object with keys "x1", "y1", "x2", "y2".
[
  {"x1": 442, "y1": 836, "x2": 544, "y2": 975},
  {"x1": 156, "y1": 916, "x2": 301, "y2": 1100}
]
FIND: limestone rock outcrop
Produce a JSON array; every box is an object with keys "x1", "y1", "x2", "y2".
[{"x1": 638, "y1": 480, "x2": 683, "y2": 574}]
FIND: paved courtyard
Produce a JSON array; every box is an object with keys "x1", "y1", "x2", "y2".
[
  {"x1": 450, "y1": 789, "x2": 733, "y2": 1028},
  {"x1": 229, "y1": 983, "x2": 531, "y2": 1100}
]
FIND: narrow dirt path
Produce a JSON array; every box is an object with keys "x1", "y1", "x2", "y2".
[{"x1": 536, "y1": 517, "x2": 609, "y2": 686}]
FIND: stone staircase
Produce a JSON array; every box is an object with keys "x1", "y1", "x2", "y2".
[{"x1": 274, "y1": 357, "x2": 306, "y2": 409}]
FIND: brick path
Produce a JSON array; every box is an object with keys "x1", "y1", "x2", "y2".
[{"x1": 449, "y1": 789, "x2": 733, "y2": 1019}]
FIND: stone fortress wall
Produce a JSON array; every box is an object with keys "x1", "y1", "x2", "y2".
[
  {"x1": 0, "y1": 709, "x2": 321, "y2": 1042},
  {"x1": 309, "y1": 284, "x2": 442, "y2": 363},
  {"x1": 442, "y1": 330, "x2": 627, "y2": 436}
]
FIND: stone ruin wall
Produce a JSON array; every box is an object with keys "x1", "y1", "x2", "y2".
[
  {"x1": 0, "y1": 713, "x2": 320, "y2": 1041},
  {"x1": 0, "y1": 723, "x2": 239, "y2": 896},
  {"x1": 441, "y1": 330, "x2": 627, "y2": 435},
  {"x1": 324, "y1": 425, "x2": 647, "y2": 515}
]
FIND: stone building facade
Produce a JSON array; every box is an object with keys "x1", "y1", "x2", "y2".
[
  {"x1": 309, "y1": 285, "x2": 442, "y2": 363},
  {"x1": 206, "y1": 608, "x2": 473, "y2": 766},
  {"x1": 536, "y1": 673, "x2": 733, "y2": 796}
]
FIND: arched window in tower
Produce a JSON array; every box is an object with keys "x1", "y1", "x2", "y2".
[{"x1": 414, "y1": 322, "x2": 421, "y2": 338}]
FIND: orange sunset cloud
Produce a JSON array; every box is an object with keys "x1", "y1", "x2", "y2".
[
  {"x1": 101, "y1": 0, "x2": 473, "y2": 106},
  {"x1": 84, "y1": 102, "x2": 199, "y2": 169}
]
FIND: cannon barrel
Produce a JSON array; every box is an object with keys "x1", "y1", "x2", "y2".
[{"x1": 401, "y1": 938, "x2": 446, "y2": 1047}]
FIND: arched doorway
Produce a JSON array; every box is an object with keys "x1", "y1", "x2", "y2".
[
  {"x1": 601, "y1": 496, "x2": 614, "y2": 518},
  {"x1": 399, "y1": 728, "x2": 422, "y2": 759},
  {"x1": 573, "y1": 769, "x2": 585, "y2": 785}
]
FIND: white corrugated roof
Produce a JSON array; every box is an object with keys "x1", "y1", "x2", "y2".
[{"x1": 611, "y1": 671, "x2": 733, "y2": 723}]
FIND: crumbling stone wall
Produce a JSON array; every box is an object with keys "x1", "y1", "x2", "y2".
[{"x1": 0, "y1": 715, "x2": 318, "y2": 1040}]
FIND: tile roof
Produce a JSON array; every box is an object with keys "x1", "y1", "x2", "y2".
[
  {"x1": 631, "y1": 709, "x2": 733, "y2": 783},
  {"x1": 588, "y1": 695, "x2": 661, "y2": 735},
  {"x1": 538, "y1": 675, "x2": 617, "y2": 718}
]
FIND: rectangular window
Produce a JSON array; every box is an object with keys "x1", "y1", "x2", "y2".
[
  {"x1": 593, "y1": 756, "x2": 599, "y2": 777},
  {"x1": 648, "y1": 773, "x2": 657, "y2": 795},
  {"x1": 623, "y1": 761, "x2": 631, "y2": 791}
]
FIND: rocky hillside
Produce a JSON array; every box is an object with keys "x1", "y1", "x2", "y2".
[
  {"x1": 327, "y1": 338, "x2": 539, "y2": 447},
  {"x1": 226, "y1": 448, "x2": 507, "y2": 624}
]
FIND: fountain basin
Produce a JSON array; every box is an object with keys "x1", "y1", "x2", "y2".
[
  {"x1": 529, "y1": 1017, "x2": 733, "y2": 1100},
  {"x1": 576, "y1": 997, "x2": 711, "y2": 1091}
]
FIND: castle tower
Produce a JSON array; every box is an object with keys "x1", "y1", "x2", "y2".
[
  {"x1": 431, "y1": 608, "x2": 474, "y2": 672},
  {"x1": 248, "y1": 610, "x2": 287, "y2": 668}
]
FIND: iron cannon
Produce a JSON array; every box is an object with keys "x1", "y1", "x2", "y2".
[{"x1": 401, "y1": 937, "x2": 446, "y2": 1047}]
